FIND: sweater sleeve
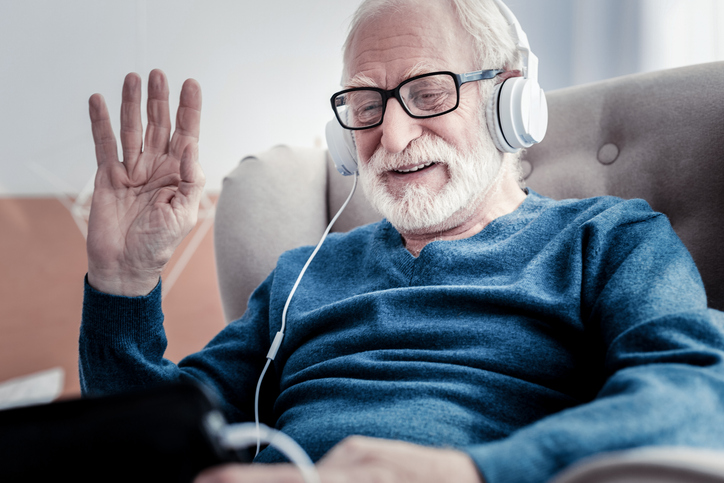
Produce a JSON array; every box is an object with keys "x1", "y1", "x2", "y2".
[
  {"x1": 464, "y1": 201, "x2": 724, "y2": 483},
  {"x1": 79, "y1": 273, "x2": 277, "y2": 423}
]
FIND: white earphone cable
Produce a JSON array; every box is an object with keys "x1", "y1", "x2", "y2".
[
  {"x1": 253, "y1": 172, "x2": 359, "y2": 457},
  {"x1": 221, "y1": 422, "x2": 321, "y2": 483}
]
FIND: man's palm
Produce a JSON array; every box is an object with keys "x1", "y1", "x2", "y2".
[{"x1": 87, "y1": 70, "x2": 204, "y2": 296}]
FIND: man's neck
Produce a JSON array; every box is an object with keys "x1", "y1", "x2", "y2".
[{"x1": 399, "y1": 169, "x2": 527, "y2": 257}]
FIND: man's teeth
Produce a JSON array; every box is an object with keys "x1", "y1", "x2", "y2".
[{"x1": 394, "y1": 161, "x2": 435, "y2": 173}]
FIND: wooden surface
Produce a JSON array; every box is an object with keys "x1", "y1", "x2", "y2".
[{"x1": 0, "y1": 197, "x2": 226, "y2": 398}]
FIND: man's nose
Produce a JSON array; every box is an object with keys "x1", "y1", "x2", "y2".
[{"x1": 379, "y1": 98, "x2": 423, "y2": 154}]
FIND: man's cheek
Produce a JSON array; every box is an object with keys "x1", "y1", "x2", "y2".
[{"x1": 354, "y1": 131, "x2": 380, "y2": 164}]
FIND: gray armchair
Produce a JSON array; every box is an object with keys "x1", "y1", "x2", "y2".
[{"x1": 213, "y1": 62, "x2": 724, "y2": 481}]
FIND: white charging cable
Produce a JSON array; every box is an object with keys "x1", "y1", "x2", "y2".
[
  {"x1": 253, "y1": 172, "x2": 359, "y2": 456},
  {"x1": 220, "y1": 422, "x2": 321, "y2": 483}
]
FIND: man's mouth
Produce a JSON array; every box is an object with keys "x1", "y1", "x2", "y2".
[{"x1": 392, "y1": 161, "x2": 437, "y2": 174}]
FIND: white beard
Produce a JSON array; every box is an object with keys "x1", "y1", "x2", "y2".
[{"x1": 358, "y1": 132, "x2": 503, "y2": 234}]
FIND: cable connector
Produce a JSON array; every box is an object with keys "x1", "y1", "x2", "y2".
[{"x1": 267, "y1": 331, "x2": 284, "y2": 360}]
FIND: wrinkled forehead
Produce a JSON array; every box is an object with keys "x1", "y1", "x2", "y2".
[{"x1": 345, "y1": 2, "x2": 476, "y2": 89}]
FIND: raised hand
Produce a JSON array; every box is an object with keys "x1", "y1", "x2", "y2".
[{"x1": 86, "y1": 69, "x2": 204, "y2": 296}]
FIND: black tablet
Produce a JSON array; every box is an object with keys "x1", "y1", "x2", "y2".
[{"x1": 0, "y1": 381, "x2": 249, "y2": 482}]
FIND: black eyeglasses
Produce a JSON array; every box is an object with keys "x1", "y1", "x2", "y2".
[{"x1": 330, "y1": 69, "x2": 503, "y2": 130}]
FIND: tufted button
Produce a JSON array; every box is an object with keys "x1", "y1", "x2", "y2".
[
  {"x1": 520, "y1": 159, "x2": 533, "y2": 179},
  {"x1": 597, "y1": 143, "x2": 619, "y2": 165}
]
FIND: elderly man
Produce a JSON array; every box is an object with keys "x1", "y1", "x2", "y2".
[{"x1": 80, "y1": 0, "x2": 724, "y2": 482}]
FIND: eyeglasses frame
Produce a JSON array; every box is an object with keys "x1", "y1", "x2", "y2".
[{"x1": 330, "y1": 69, "x2": 503, "y2": 131}]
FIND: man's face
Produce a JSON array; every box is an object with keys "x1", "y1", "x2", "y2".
[{"x1": 346, "y1": 2, "x2": 503, "y2": 234}]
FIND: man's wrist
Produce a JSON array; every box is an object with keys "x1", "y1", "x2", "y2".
[{"x1": 87, "y1": 266, "x2": 161, "y2": 297}]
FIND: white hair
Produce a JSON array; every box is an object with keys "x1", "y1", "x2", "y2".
[{"x1": 341, "y1": 0, "x2": 522, "y2": 84}]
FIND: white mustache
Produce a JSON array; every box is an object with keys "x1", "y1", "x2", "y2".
[{"x1": 364, "y1": 134, "x2": 457, "y2": 175}]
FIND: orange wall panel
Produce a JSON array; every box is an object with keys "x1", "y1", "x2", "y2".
[{"x1": 0, "y1": 198, "x2": 225, "y2": 398}]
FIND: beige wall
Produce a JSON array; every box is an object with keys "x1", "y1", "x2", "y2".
[{"x1": 0, "y1": 198, "x2": 225, "y2": 398}]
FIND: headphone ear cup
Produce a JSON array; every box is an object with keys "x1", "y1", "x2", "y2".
[
  {"x1": 325, "y1": 119, "x2": 358, "y2": 176},
  {"x1": 495, "y1": 76, "x2": 549, "y2": 151},
  {"x1": 486, "y1": 81, "x2": 518, "y2": 153}
]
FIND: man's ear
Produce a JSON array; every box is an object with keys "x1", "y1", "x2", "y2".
[{"x1": 496, "y1": 70, "x2": 523, "y2": 84}]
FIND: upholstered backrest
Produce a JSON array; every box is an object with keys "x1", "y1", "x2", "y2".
[{"x1": 214, "y1": 62, "x2": 724, "y2": 322}]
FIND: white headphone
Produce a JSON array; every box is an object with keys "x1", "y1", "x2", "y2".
[
  {"x1": 326, "y1": 0, "x2": 547, "y2": 173},
  {"x1": 325, "y1": 118, "x2": 358, "y2": 176},
  {"x1": 486, "y1": 0, "x2": 548, "y2": 153}
]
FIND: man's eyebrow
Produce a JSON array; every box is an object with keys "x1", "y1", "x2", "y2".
[
  {"x1": 402, "y1": 62, "x2": 440, "y2": 79},
  {"x1": 345, "y1": 73, "x2": 379, "y2": 89},
  {"x1": 345, "y1": 62, "x2": 442, "y2": 89}
]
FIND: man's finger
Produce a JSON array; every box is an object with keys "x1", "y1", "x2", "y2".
[
  {"x1": 169, "y1": 78, "x2": 202, "y2": 162},
  {"x1": 89, "y1": 93, "x2": 119, "y2": 167},
  {"x1": 174, "y1": 144, "x2": 205, "y2": 217},
  {"x1": 144, "y1": 69, "x2": 171, "y2": 153},
  {"x1": 194, "y1": 463, "x2": 305, "y2": 483},
  {"x1": 318, "y1": 435, "x2": 396, "y2": 468},
  {"x1": 120, "y1": 72, "x2": 143, "y2": 167}
]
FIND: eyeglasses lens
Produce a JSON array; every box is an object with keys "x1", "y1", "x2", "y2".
[
  {"x1": 335, "y1": 90, "x2": 383, "y2": 129},
  {"x1": 334, "y1": 73, "x2": 458, "y2": 129},
  {"x1": 400, "y1": 74, "x2": 457, "y2": 117}
]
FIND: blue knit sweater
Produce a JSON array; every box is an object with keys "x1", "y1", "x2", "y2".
[{"x1": 79, "y1": 191, "x2": 724, "y2": 483}]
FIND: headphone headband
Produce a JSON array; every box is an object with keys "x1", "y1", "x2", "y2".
[
  {"x1": 486, "y1": 0, "x2": 548, "y2": 153},
  {"x1": 491, "y1": 0, "x2": 537, "y2": 83}
]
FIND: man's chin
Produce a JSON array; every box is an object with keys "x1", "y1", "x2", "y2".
[
  {"x1": 387, "y1": 202, "x2": 479, "y2": 236},
  {"x1": 368, "y1": 184, "x2": 479, "y2": 235}
]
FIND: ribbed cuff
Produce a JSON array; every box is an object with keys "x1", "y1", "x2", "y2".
[
  {"x1": 82, "y1": 274, "x2": 165, "y2": 346},
  {"x1": 464, "y1": 437, "x2": 553, "y2": 483}
]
